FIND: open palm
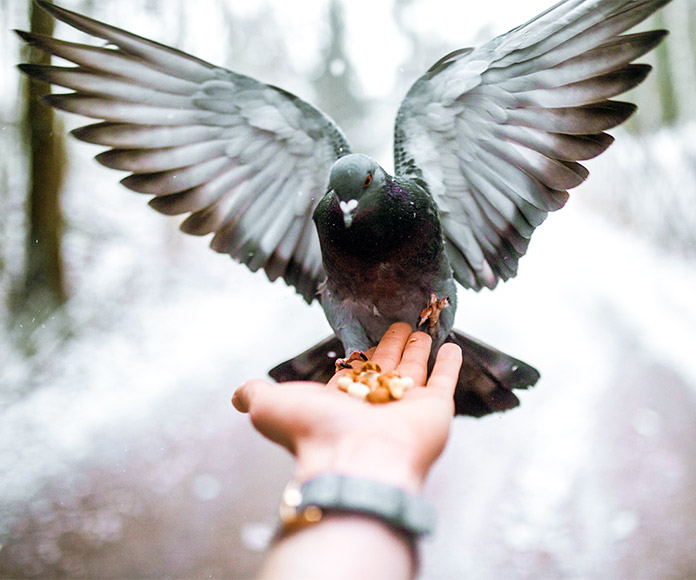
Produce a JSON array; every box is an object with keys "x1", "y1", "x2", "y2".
[{"x1": 233, "y1": 323, "x2": 462, "y2": 492}]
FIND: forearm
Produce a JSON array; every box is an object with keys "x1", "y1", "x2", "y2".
[
  {"x1": 259, "y1": 512, "x2": 416, "y2": 580},
  {"x1": 295, "y1": 435, "x2": 426, "y2": 494}
]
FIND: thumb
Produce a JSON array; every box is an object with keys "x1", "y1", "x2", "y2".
[{"x1": 232, "y1": 379, "x2": 271, "y2": 413}]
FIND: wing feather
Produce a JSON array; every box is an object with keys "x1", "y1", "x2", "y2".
[
  {"x1": 395, "y1": 0, "x2": 669, "y2": 289},
  {"x1": 96, "y1": 140, "x2": 229, "y2": 172},
  {"x1": 490, "y1": 125, "x2": 614, "y2": 161},
  {"x1": 33, "y1": 1, "x2": 220, "y2": 82},
  {"x1": 18, "y1": 1, "x2": 352, "y2": 303},
  {"x1": 72, "y1": 122, "x2": 223, "y2": 148}
]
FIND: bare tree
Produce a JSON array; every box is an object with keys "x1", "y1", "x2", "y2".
[
  {"x1": 17, "y1": 0, "x2": 68, "y2": 317},
  {"x1": 653, "y1": 9, "x2": 679, "y2": 126}
]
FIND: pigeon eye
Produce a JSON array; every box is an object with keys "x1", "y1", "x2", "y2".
[{"x1": 363, "y1": 174, "x2": 372, "y2": 188}]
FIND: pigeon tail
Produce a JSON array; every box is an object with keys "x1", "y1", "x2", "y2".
[
  {"x1": 268, "y1": 331, "x2": 540, "y2": 418},
  {"x1": 269, "y1": 336, "x2": 343, "y2": 385},
  {"x1": 446, "y1": 330, "x2": 540, "y2": 417}
]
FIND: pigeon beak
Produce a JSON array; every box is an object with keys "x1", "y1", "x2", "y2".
[{"x1": 339, "y1": 198, "x2": 359, "y2": 228}]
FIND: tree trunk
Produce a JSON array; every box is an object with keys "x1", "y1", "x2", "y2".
[
  {"x1": 652, "y1": 9, "x2": 679, "y2": 126},
  {"x1": 18, "y1": 0, "x2": 67, "y2": 316}
]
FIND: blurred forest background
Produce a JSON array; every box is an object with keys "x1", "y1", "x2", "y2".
[{"x1": 1, "y1": 0, "x2": 696, "y2": 578}]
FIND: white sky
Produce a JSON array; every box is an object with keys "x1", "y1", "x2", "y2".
[
  {"x1": 0, "y1": 0, "x2": 588, "y2": 108},
  {"x1": 92, "y1": 0, "x2": 557, "y2": 99},
  {"x1": 283, "y1": 0, "x2": 555, "y2": 98}
]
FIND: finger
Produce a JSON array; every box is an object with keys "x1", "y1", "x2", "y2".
[
  {"x1": 395, "y1": 331, "x2": 432, "y2": 387},
  {"x1": 370, "y1": 322, "x2": 413, "y2": 372},
  {"x1": 232, "y1": 379, "x2": 301, "y2": 453},
  {"x1": 426, "y1": 343, "x2": 462, "y2": 399},
  {"x1": 232, "y1": 378, "x2": 271, "y2": 413}
]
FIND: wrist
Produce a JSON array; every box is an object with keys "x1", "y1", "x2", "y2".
[{"x1": 295, "y1": 435, "x2": 427, "y2": 494}]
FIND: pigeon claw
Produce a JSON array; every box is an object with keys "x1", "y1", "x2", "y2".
[
  {"x1": 418, "y1": 293, "x2": 450, "y2": 339},
  {"x1": 335, "y1": 350, "x2": 369, "y2": 372}
]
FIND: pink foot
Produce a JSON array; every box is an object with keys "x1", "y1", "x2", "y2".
[
  {"x1": 418, "y1": 293, "x2": 450, "y2": 338},
  {"x1": 335, "y1": 350, "x2": 368, "y2": 371}
]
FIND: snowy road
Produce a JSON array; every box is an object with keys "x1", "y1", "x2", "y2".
[{"x1": 1, "y1": 192, "x2": 696, "y2": 578}]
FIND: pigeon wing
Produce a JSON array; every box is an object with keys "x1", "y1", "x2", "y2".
[
  {"x1": 18, "y1": 1, "x2": 352, "y2": 303},
  {"x1": 394, "y1": 0, "x2": 669, "y2": 290}
]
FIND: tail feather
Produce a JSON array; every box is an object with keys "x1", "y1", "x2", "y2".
[
  {"x1": 446, "y1": 330, "x2": 540, "y2": 417},
  {"x1": 268, "y1": 330, "x2": 540, "y2": 418},
  {"x1": 269, "y1": 336, "x2": 340, "y2": 384}
]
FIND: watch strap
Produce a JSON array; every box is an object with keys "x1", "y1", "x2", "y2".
[{"x1": 279, "y1": 474, "x2": 436, "y2": 538}]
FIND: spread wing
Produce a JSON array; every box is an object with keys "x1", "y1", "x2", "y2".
[
  {"x1": 394, "y1": 0, "x2": 670, "y2": 290},
  {"x1": 17, "y1": 1, "x2": 351, "y2": 303}
]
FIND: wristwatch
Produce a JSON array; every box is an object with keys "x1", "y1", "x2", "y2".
[{"x1": 278, "y1": 474, "x2": 436, "y2": 538}]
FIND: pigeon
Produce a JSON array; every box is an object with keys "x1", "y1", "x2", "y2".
[{"x1": 17, "y1": 0, "x2": 671, "y2": 416}]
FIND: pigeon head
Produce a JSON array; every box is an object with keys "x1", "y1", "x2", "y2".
[{"x1": 327, "y1": 154, "x2": 387, "y2": 228}]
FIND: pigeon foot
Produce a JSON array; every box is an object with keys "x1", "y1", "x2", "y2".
[
  {"x1": 335, "y1": 350, "x2": 368, "y2": 371},
  {"x1": 418, "y1": 293, "x2": 450, "y2": 339}
]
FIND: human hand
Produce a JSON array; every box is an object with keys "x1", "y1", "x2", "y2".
[{"x1": 232, "y1": 323, "x2": 463, "y2": 493}]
